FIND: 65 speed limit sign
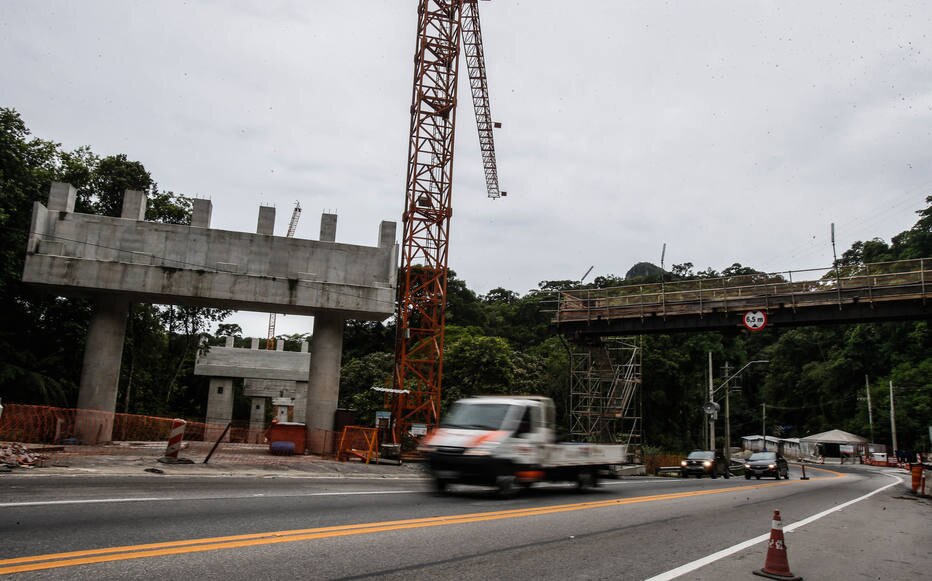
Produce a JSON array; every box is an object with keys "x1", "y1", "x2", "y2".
[{"x1": 743, "y1": 310, "x2": 767, "y2": 331}]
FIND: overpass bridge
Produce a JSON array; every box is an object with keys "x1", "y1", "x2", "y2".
[{"x1": 551, "y1": 258, "x2": 931, "y2": 340}]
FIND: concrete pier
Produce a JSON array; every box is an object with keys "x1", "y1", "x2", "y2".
[
  {"x1": 305, "y1": 312, "x2": 345, "y2": 453},
  {"x1": 75, "y1": 296, "x2": 130, "y2": 443},
  {"x1": 23, "y1": 183, "x2": 397, "y2": 450}
]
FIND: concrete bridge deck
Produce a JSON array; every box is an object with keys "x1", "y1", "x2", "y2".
[{"x1": 551, "y1": 258, "x2": 930, "y2": 337}]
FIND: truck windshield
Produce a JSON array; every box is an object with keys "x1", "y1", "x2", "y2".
[{"x1": 441, "y1": 403, "x2": 512, "y2": 430}]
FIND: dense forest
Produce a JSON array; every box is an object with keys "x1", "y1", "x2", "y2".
[{"x1": 2, "y1": 107, "x2": 930, "y2": 453}]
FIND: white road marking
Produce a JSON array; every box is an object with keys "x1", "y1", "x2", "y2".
[
  {"x1": 0, "y1": 490, "x2": 419, "y2": 508},
  {"x1": 644, "y1": 471, "x2": 905, "y2": 581}
]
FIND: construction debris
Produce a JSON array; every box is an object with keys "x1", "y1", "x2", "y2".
[{"x1": 0, "y1": 442, "x2": 50, "y2": 468}]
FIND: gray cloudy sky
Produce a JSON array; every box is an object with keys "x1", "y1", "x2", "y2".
[{"x1": 3, "y1": 1, "x2": 931, "y2": 337}]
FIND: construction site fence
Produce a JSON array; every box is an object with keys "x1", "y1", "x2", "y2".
[{"x1": 0, "y1": 403, "x2": 339, "y2": 460}]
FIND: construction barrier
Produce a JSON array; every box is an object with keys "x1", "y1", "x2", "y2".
[
  {"x1": 267, "y1": 422, "x2": 306, "y2": 455},
  {"x1": 337, "y1": 426, "x2": 379, "y2": 464},
  {"x1": 753, "y1": 510, "x2": 801, "y2": 580},
  {"x1": 162, "y1": 418, "x2": 186, "y2": 459}
]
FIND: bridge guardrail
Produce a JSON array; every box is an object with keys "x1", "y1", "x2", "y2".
[{"x1": 552, "y1": 257, "x2": 929, "y2": 324}]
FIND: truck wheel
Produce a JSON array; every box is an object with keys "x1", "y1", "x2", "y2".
[
  {"x1": 496, "y1": 475, "x2": 517, "y2": 498},
  {"x1": 432, "y1": 479, "x2": 448, "y2": 495},
  {"x1": 575, "y1": 470, "x2": 597, "y2": 491}
]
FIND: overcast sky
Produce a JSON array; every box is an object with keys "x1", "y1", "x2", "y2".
[{"x1": 3, "y1": 1, "x2": 931, "y2": 338}]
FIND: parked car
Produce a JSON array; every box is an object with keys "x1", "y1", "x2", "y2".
[
  {"x1": 744, "y1": 451, "x2": 789, "y2": 479},
  {"x1": 681, "y1": 450, "x2": 730, "y2": 478}
]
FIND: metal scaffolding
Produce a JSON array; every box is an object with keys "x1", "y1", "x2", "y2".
[{"x1": 569, "y1": 337, "x2": 642, "y2": 449}]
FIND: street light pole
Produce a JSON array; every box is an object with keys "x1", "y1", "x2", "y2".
[
  {"x1": 762, "y1": 403, "x2": 767, "y2": 451},
  {"x1": 865, "y1": 375, "x2": 874, "y2": 443},
  {"x1": 711, "y1": 359, "x2": 769, "y2": 459},
  {"x1": 708, "y1": 351, "x2": 715, "y2": 450},
  {"x1": 889, "y1": 380, "x2": 898, "y2": 456}
]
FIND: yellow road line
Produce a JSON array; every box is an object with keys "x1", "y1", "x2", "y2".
[{"x1": 0, "y1": 478, "x2": 817, "y2": 575}]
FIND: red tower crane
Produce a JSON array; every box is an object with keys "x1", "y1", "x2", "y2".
[{"x1": 391, "y1": 0, "x2": 504, "y2": 443}]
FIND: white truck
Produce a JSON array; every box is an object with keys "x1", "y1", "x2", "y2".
[{"x1": 420, "y1": 395, "x2": 627, "y2": 495}]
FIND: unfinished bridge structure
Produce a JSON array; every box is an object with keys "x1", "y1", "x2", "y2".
[{"x1": 22, "y1": 182, "x2": 398, "y2": 448}]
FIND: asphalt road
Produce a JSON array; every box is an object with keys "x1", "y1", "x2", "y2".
[{"x1": 1, "y1": 465, "x2": 928, "y2": 580}]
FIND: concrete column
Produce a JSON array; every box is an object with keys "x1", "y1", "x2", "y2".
[
  {"x1": 293, "y1": 381, "x2": 308, "y2": 424},
  {"x1": 48, "y1": 182, "x2": 76, "y2": 212},
  {"x1": 258, "y1": 206, "x2": 276, "y2": 235},
  {"x1": 75, "y1": 296, "x2": 130, "y2": 444},
  {"x1": 379, "y1": 220, "x2": 396, "y2": 248},
  {"x1": 320, "y1": 213, "x2": 337, "y2": 242},
  {"x1": 205, "y1": 378, "x2": 234, "y2": 441},
  {"x1": 305, "y1": 312, "x2": 345, "y2": 454},
  {"x1": 121, "y1": 190, "x2": 147, "y2": 220},
  {"x1": 191, "y1": 199, "x2": 213, "y2": 228},
  {"x1": 248, "y1": 397, "x2": 266, "y2": 444},
  {"x1": 250, "y1": 337, "x2": 260, "y2": 350}
]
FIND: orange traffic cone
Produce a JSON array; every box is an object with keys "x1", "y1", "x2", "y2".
[{"x1": 753, "y1": 510, "x2": 802, "y2": 580}]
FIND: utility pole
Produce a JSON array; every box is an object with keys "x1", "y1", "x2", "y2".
[
  {"x1": 889, "y1": 380, "x2": 898, "y2": 456},
  {"x1": 762, "y1": 403, "x2": 767, "y2": 451},
  {"x1": 865, "y1": 375, "x2": 874, "y2": 443},
  {"x1": 708, "y1": 352, "x2": 715, "y2": 450},
  {"x1": 723, "y1": 362, "x2": 731, "y2": 461}
]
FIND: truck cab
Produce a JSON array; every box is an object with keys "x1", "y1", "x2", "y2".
[{"x1": 421, "y1": 396, "x2": 622, "y2": 495}]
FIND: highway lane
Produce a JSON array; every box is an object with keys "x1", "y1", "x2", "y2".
[{"x1": 0, "y1": 465, "x2": 913, "y2": 579}]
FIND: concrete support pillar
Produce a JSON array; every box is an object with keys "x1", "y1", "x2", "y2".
[
  {"x1": 257, "y1": 206, "x2": 276, "y2": 235},
  {"x1": 75, "y1": 296, "x2": 130, "y2": 444},
  {"x1": 205, "y1": 378, "x2": 234, "y2": 441},
  {"x1": 305, "y1": 312, "x2": 345, "y2": 454},
  {"x1": 121, "y1": 190, "x2": 147, "y2": 220},
  {"x1": 293, "y1": 381, "x2": 308, "y2": 424},
  {"x1": 320, "y1": 213, "x2": 337, "y2": 242},
  {"x1": 379, "y1": 220, "x2": 396, "y2": 248},
  {"x1": 248, "y1": 397, "x2": 266, "y2": 444},
  {"x1": 48, "y1": 182, "x2": 76, "y2": 212},
  {"x1": 191, "y1": 198, "x2": 213, "y2": 228}
]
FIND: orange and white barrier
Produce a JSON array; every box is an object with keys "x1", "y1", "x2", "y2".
[
  {"x1": 753, "y1": 509, "x2": 801, "y2": 580},
  {"x1": 163, "y1": 418, "x2": 186, "y2": 460}
]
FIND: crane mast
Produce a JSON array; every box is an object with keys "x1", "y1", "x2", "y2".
[{"x1": 392, "y1": 0, "x2": 502, "y2": 442}]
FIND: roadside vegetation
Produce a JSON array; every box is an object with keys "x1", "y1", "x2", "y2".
[{"x1": 2, "y1": 107, "x2": 929, "y2": 453}]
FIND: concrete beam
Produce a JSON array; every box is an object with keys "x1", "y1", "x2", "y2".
[
  {"x1": 23, "y1": 184, "x2": 398, "y2": 320},
  {"x1": 194, "y1": 345, "x2": 310, "y2": 381}
]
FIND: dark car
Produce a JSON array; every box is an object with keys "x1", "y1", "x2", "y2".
[
  {"x1": 744, "y1": 451, "x2": 789, "y2": 479},
  {"x1": 681, "y1": 450, "x2": 730, "y2": 478}
]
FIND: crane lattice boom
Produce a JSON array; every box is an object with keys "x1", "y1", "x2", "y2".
[{"x1": 392, "y1": 0, "x2": 502, "y2": 442}]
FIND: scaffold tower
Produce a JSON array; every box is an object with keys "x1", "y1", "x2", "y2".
[{"x1": 569, "y1": 337, "x2": 642, "y2": 448}]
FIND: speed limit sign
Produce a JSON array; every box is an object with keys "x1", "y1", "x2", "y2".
[{"x1": 743, "y1": 310, "x2": 767, "y2": 331}]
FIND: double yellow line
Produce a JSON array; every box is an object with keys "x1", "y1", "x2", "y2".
[{"x1": 0, "y1": 478, "x2": 810, "y2": 575}]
